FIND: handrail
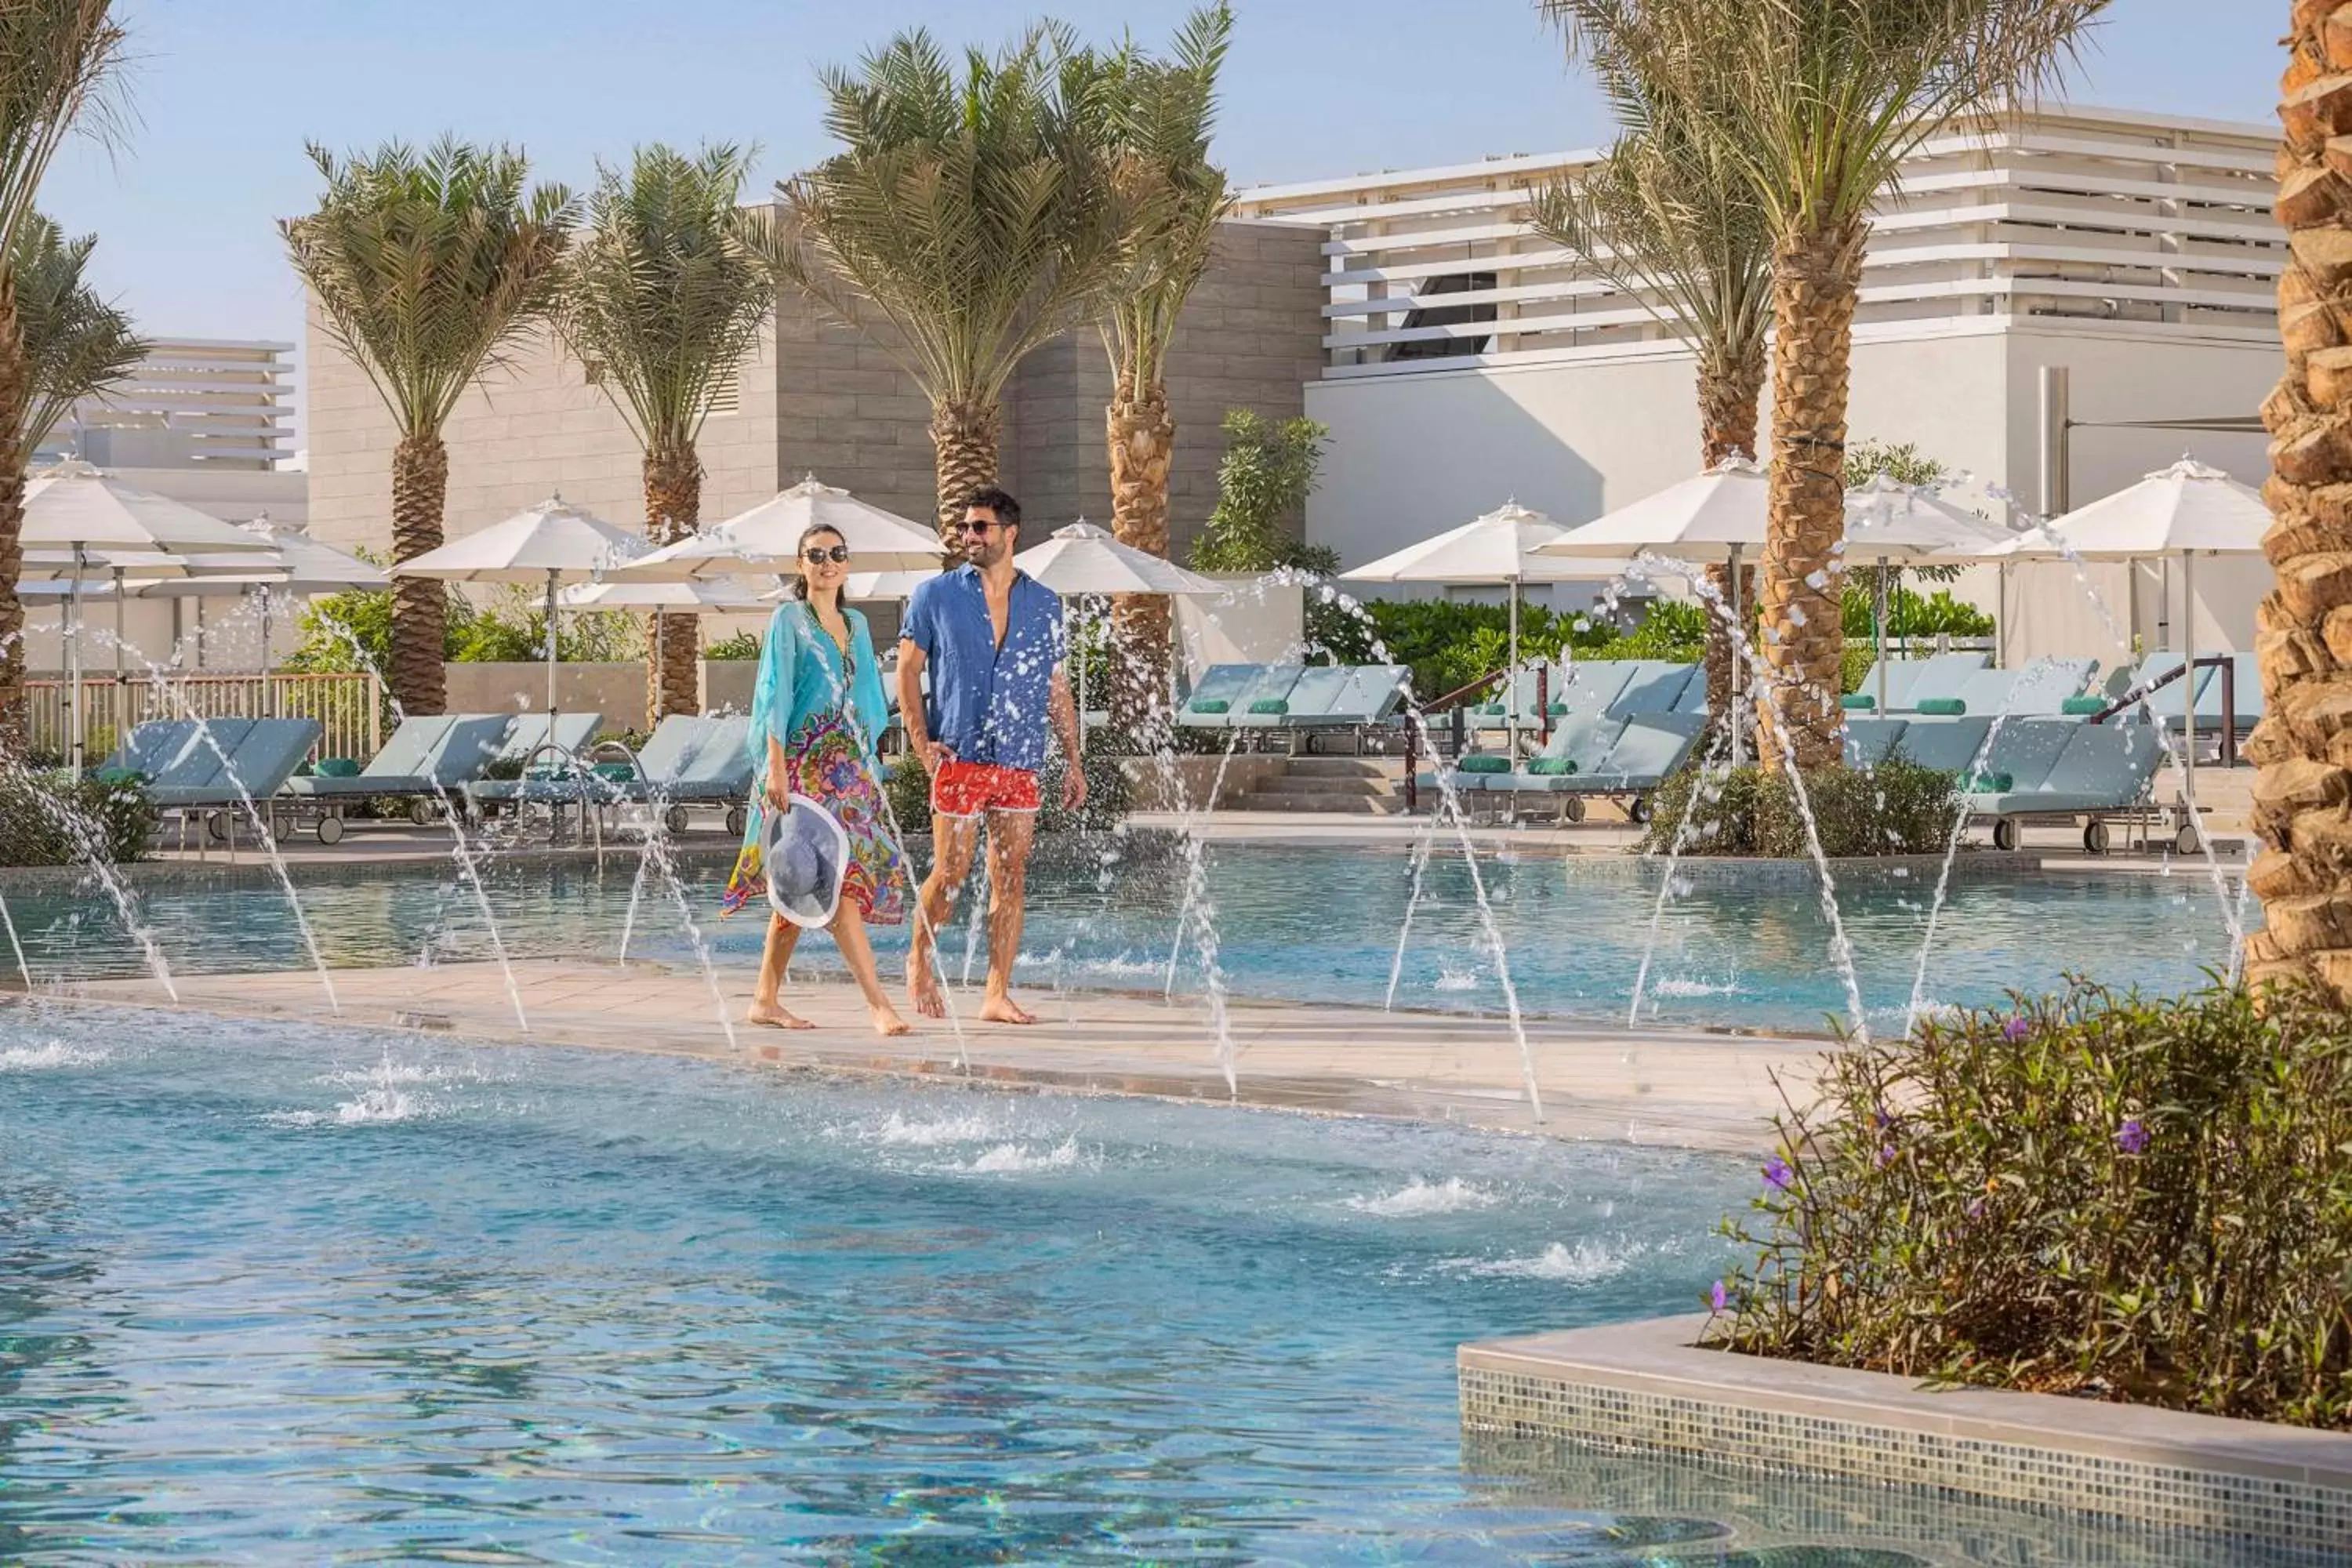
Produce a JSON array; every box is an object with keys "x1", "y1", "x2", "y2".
[{"x1": 2087, "y1": 654, "x2": 2237, "y2": 767}]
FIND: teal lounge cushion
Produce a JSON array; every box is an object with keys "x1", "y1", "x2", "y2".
[
  {"x1": 314, "y1": 756, "x2": 361, "y2": 778},
  {"x1": 93, "y1": 765, "x2": 146, "y2": 787},
  {"x1": 524, "y1": 764, "x2": 566, "y2": 782},
  {"x1": 1915, "y1": 697, "x2": 1967, "y2": 716},
  {"x1": 1457, "y1": 753, "x2": 1512, "y2": 774},
  {"x1": 2061, "y1": 695, "x2": 2107, "y2": 715},
  {"x1": 1547, "y1": 701, "x2": 1568, "y2": 716},
  {"x1": 1840, "y1": 693, "x2": 1876, "y2": 711},
  {"x1": 1191, "y1": 699, "x2": 1230, "y2": 714},
  {"x1": 1476, "y1": 702, "x2": 1505, "y2": 717},
  {"x1": 1526, "y1": 757, "x2": 1577, "y2": 776},
  {"x1": 1248, "y1": 698, "x2": 1289, "y2": 715},
  {"x1": 592, "y1": 760, "x2": 636, "y2": 782},
  {"x1": 1963, "y1": 771, "x2": 2014, "y2": 793}
]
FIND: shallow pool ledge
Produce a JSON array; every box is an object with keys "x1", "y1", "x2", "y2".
[{"x1": 1460, "y1": 1313, "x2": 2352, "y2": 1552}]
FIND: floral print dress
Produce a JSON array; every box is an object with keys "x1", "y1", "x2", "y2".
[{"x1": 721, "y1": 601, "x2": 906, "y2": 926}]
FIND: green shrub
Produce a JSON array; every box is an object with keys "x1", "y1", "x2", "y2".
[
  {"x1": 703, "y1": 630, "x2": 760, "y2": 661},
  {"x1": 1708, "y1": 981, "x2": 2352, "y2": 1429},
  {"x1": 0, "y1": 768, "x2": 157, "y2": 866},
  {"x1": 1642, "y1": 758, "x2": 1958, "y2": 858},
  {"x1": 1840, "y1": 644, "x2": 1874, "y2": 695}
]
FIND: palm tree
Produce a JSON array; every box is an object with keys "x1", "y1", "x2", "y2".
[
  {"x1": 2247, "y1": 2, "x2": 2352, "y2": 1003},
  {"x1": 281, "y1": 138, "x2": 575, "y2": 717},
  {"x1": 13, "y1": 215, "x2": 144, "y2": 461},
  {"x1": 557, "y1": 143, "x2": 775, "y2": 721},
  {"x1": 774, "y1": 26, "x2": 1127, "y2": 539},
  {"x1": 1548, "y1": 0, "x2": 2103, "y2": 771},
  {"x1": 0, "y1": 0, "x2": 125, "y2": 752},
  {"x1": 1529, "y1": 87, "x2": 1769, "y2": 732},
  {"x1": 1091, "y1": 5, "x2": 1232, "y2": 728}
]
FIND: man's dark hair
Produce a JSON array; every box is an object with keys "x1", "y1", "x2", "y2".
[{"x1": 964, "y1": 485, "x2": 1021, "y2": 531}]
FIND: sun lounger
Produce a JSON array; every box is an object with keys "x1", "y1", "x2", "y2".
[
  {"x1": 1672, "y1": 668, "x2": 1711, "y2": 716},
  {"x1": 108, "y1": 717, "x2": 321, "y2": 847},
  {"x1": 2190, "y1": 651, "x2": 2262, "y2": 742},
  {"x1": 1949, "y1": 657, "x2": 2096, "y2": 718},
  {"x1": 1843, "y1": 660, "x2": 1929, "y2": 714},
  {"x1": 1892, "y1": 652, "x2": 1992, "y2": 712},
  {"x1": 104, "y1": 718, "x2": 202, "y2": 782},
  {"x1": 1177, "y1": 664, "x2": 1262, "y2": 730},
  {"x1": 278, "y1": 713, "x2": 514, "y2": 838},
  {"x1": 1605, "y1": 661, "x2": 1697, "y2": 717},
  {"x1": 1878, "y1": 714, "x2": 1993, "y2": 775},
  {"x1": 1230, "y1": 665, "x2": 1308, "y2": 729},
  {"x1": 1545, "y1": 661, "x2": 1635, "y2": 724},
  {"x1": 1319, "y1": 664, "x2": 1410, "y2": 726},
  {"x1": 1842, "y1": 717, "x2": 1910, "y2": 768},
  {"x1": 1964, "y1": 717, "x2": 2165, "y2": 851}
]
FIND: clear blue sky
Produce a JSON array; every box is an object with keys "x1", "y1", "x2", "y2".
[{"x1": 39, "y1": 0, "x2": 2278, "y2": 438}]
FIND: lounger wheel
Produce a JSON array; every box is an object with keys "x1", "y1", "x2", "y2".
[
  {"x1": 2082, "y1": 818, "x2": 2111, "y2": 855},
  {"x1": 2175, "y1": 822, "x2": 2201, "y2": 856},
  {"x1": 205, "y1": 809, "x2": 230, "y2": 843},
  {"x1": 316, "y1": 814, "x2": 346, "y2": 846},
  {"x1": 1992, "y1": 815, "x2": 2021, "y2": 852},
  {"x1": 1628, "y1": 794, "x2": 1653, "y2": 826},
  {"x1": 724, "y1": 804, "x2": 746, "y2": 838},
  {"x1": 1561, "y1": 796, "x2": 1587, "y2": 824},
  {"x1": 664, "y1": 804, "x2": 690, "y2": 837},
  {"x1": 407, "y1": 797, "x2": 436, "y2": 826}
]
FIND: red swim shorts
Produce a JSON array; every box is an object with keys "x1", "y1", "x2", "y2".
[{"x1": 930, "y1": 758, "x2": 1040, "y2": 818}]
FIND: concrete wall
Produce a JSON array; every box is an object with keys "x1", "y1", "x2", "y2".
[
  {"x1": 437, "y1": 659, "x2": 763, "y2": 732},
  {"x1": 307, "y1": 217, "x2": 1324, "y2": 565}
]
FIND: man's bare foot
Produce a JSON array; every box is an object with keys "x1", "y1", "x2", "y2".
[
  {"x1": 747, "y1": 1001, "x2": 814, "y2": 1030},
  {"x1": 977, "y1": 993, "x2": 1037, "y2": 1025},
  {"x1": 869, "y1": 1003, "x2": 913, "y2": 1038},
  {"x1": 909, "y1": 972, "x2": 948, "y2": 1019}
]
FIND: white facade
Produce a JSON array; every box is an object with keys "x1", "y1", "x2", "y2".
[{"x1": 1231, "y1": 102, "x2": 2281, "y2": 642}]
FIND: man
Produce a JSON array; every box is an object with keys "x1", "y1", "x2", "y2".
[{"x1": 898, "y1": 485, "x2": 1085, "y2": 1024}]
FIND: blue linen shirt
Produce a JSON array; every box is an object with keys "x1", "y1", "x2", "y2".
[{"x1": 899, "y1": 564, "x2": 1067, "y2": 771}]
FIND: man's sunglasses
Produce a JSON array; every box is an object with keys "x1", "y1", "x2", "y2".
[
  {"x1": 802, "y1": 545, "x2": 851, "y2": 564},
  {"x1": 959, "y1": 518, "x2": 1000, "y2": 535}
]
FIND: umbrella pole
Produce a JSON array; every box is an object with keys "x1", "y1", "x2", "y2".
[
  {"x1": 67, "y1": 543, "x2": 85, "y2": 777},
  {"x1": 2182, "y1": 549, "x2": 2197, "y2": 841},
  {"x1": 260, "y1": 585, "x2": 274, "y2": 715},
  {"x1": 1875, "y1": 559, "x2": 1889, "y2": 715},
  {"x1": 545, "y1": 568, "x2": 561, "y2": 722},
  {"x1": 112, "y1": 567, "x2": 125, "y2": 677},
  {"x1": 1507, "y1": 580, "x2": 1519, "y2": 759},
  {"x1": 1076, "y1": 597, "x2": 1088, "y2": 757}
]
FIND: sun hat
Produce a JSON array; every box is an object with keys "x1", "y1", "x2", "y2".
[{"x1": 764, "y1": 792, "x2": 851, "y2": 928}]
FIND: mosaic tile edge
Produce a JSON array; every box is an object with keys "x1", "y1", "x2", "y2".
[{"x1": 1459, "y1": 1316, "x2": 2352, "y2": 1552}]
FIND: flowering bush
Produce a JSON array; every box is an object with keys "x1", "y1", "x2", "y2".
[
  {"x1": 0, "y1": 768, "x2": 156, "y2": 866},
  {"x1": 1707, "y1": 981, "x2": 2352, "y2": 1428}
]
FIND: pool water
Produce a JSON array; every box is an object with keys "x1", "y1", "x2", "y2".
[
  {"x1": 5, "y1": 837, "x2": 2253, "y2": 1033},
  {"x1": 0, "y1": 1006, "x2": 1748, "y2": 1562}
]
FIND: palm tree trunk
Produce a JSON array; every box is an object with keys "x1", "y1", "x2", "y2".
[
  {"x1": 389, "y1": 433, "x2": 450, "y2": 717},
  {"x1": 929, "y1": 399, "x2": 1000, "y2": 544},
  {"x1": 2242, "y1": 3, "x2": 2352, "y2": 1002},
  {"x1": 0, "y1": 274, "x2": 24, "y2": 757},
  {"x1": 644, "y1": 441, "x2": 702, "y2": 722},
  {"x1": 1107, "y1": 375, "x2": 1175, "y2": 732},
  {"x1": 1754, "y1": 217, "x2": 1866, "y2": 774},
  {"x1": 1700, "y1": 350, "x2": 1765, "y2": 741}
]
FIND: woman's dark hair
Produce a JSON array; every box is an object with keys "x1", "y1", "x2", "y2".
[{"x1": 789, "y1": 523, "x2": 847, "y2": 603}]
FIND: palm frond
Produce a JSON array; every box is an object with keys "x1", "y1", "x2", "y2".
[
  {"x1": 555, "y1": 141, "x2": 772, "y2": 453},
  {"x1": 775, "y1": 24, "x2": 1129, "y2": 409},
  {"x1": 12, "y1": 211, "x2": 143, "y2": 458},
  {"x1": 0, "y1": 0, "x2": 126, "y2": 266},
  {"x1": 280, "y1": 136, "x2": 577, "y2": 439}
]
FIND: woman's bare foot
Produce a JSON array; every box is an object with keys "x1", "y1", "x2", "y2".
[
  {"x1": 869, "y1": 1003, "x2": 913, "y2": 1037},
  {"x1": 747, "y1": 1000, "x2": 815, "y2": 1030},
  {"x1": 909, "y1": 972, "x2": 948, "y2": 1019},
  {"x1": 977, "y1": 993, "x2": 1037, "y2": 1025}
]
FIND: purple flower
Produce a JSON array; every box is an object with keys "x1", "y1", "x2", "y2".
[
  {"x1": 1875, "y1": 1142, "x2": 1897, "y2": 1169},
  {"x1": 1763, "y1": 1155, "x2": 1794, "y2": 1192},
  {"x1": 2002, "y1": 1015, "x2": 2031, "y2": 1043},
  {"x1": 2115, "y1": 1118, "x2": 2148, "y2": 1155},
  {"x1": 1967, "y1": 1197, "x2": 1986, "y2": 1220},
  {"x1": 1710, "y1": 1279, "x2": 1729, "y2": 1312}
]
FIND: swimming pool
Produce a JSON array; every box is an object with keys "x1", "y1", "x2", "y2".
[
  {"x1": 2, "y1": 836, "x2": 2252, "y2": 1033},
  {"x1": 0, "y1": 1005, "x2": 1742, "y2": 1561}
]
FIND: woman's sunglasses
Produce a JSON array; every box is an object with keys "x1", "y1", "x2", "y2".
[{"x1": 802, "y1": 545, "x2": 851, "y2": 564}]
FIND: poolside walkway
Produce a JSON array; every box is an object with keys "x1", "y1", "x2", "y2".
[{"x1": 53, "y1": 960, "x2": 1822, "y2": 1153}]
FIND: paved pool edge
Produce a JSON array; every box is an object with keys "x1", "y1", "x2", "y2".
[{"x1": 1459, "y1": 1313, "x2": 2352, "y2": 1552}]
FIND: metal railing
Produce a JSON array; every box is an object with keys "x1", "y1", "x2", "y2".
[
  {"x1": 24, "y1": 672, "x2": 383, "y2": 764},
  {"x1": 2088, "y1": 654, "x2": 2238, "y2": 766}
]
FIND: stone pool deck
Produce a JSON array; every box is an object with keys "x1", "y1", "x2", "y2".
[{"x1": 50, "y1": 960, "x2": 1821, "y2": 1152}]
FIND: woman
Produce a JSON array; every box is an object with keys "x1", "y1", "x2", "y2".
[{"x1": 722, "y1": 522, "x2": 911, "y2": 1036}]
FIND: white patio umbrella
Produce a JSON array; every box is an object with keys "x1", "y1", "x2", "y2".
[
  {"x1": 756, "y1": 569, "x2": 945, "y2": 604},
  {"x1": 614, "y1": 475, "x2": 944, "y2": 583},
  {"x1": 120, "y1": 520, "x2": 386, "y2": 697},
  {"x1": 1345, "y1": 500, "x2": 1599, "y2": 756},
  {"x1": 1012, "y1": 521, "x2": 1221, "y2": 748},
  {"x1": 1537, "y1": 459, "x2": 1770, "y2": 761},
  {"x1": 1842, "y1": 474, "x2": 2014, "y2": 713},
  {"x1": 1991, "y1": 457, "x2": 2270, "y2": 825},
  {"x1": 399, "y1": 495, "x2": 649, "y2": 719},
  {"x1": 559, "y1": 576, "x2": 767, "y2": 686},
  {"x1": 23, "y1": 460, "x2": 277, "y2": 772}
]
